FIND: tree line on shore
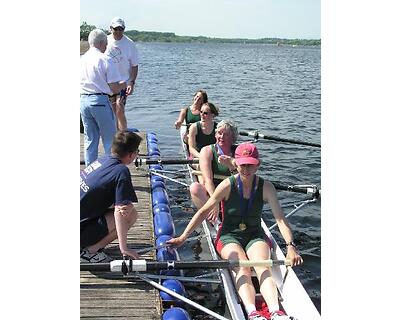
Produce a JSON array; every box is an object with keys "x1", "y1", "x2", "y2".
[{"x1": 80, "y1": 21, "x2": 320, "y2": 46}]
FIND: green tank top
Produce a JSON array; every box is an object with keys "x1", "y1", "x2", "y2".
[
  {"x1": 221, "y1": 176, "x2": 265, "y2": 237},
  {"x1": 195, "y1": 121, "x2": 216, "y2": 152},
  {"x1": 210, "y1": 144, "x2": 233, "y2": 186},
  {"x1": 185, "y1": 107, "x2": 201, "y2": 124}
]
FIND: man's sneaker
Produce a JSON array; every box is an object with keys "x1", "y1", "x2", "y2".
[
  {"x1": 80, "y1": 248, "x2": 113, "y2": 263},
  {"x1": 270, "y1": 310, "x2": 295, "y2": 320},
  {"x1": 248, "y1": 310, "x2": 268, "y2": 320}
]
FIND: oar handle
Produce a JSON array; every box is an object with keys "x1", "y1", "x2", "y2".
[
  {"x1": 237, "y1": 259, "x2": 291, "y2": 267},
  {"x1": 239, "y1": 130, "x2": 321, "y2": 148}
]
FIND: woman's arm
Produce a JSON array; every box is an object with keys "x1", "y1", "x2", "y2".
[
  {"x1": 200, "y1": 146, "x2": 216, "y2": 196},
  {"x1": 199, "y1": 146, "x2": 220, "y2": 222},
  {"x1": 188, "y1": 124, "x2": 200, "y2": 158},
  {"x1": 174, "y1": 107, "x2": 187, "y2": 129},
  {"x1": 263, "y1": 180, "x2": 303, "y2": 266},
  {"x1": 167, "y1": 179, "x2": 231, "y2": 247}
]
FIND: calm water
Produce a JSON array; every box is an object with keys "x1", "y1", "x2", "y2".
[{"x1": 125, "y1": 42, "x2": 321, "y2": 315}]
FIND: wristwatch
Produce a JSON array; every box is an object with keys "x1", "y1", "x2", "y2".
[{"x1": 286, "y1": 241, "x2": 297, "y2": 248}]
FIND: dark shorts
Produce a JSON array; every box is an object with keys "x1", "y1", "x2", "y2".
[
  {"x1": 80, "y1": 215, "x2": 109, "y2": 248},
  {"x1": 215, "y1": 231, "x2": 272, "y2": 256},
  {"x1": 109, "y1": 89, "x2": 127, "y2": 101}
]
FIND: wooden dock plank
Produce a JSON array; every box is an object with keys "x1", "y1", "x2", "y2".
[{"x1": 80, "y1": 132, "x2": 162, "y2": 319}]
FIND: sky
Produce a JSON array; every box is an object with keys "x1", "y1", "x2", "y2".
[{"x1": 80, "y1": 0, "x2": 320, "y2": 39}]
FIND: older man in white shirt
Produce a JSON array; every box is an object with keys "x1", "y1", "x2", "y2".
[{"x1": 80, "y1": 29, "x2": 126, "y2": 166}]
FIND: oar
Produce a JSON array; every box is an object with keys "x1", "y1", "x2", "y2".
[
  {"x1": 269, "y1": 198, "x2": 317, "y2": 231},
  {"x1": 148, "y1": 170, "x2": 190, "y2": 187},
  {"x1": 134, "y1": 158, "x2": 199, "y2": 166},
  {"x1": 191, "y1": 170, "x2": 319, "y2": 196},
  {"x1": 80, "y1": 258, "x2": 290, "y2": 273},
  {"x1": 136, "y1": 273, "x2": 229, "y2": 320},
  {"x1": 239, "y1": 130, "x2": 321, "y2": 148},
  {"x1": 123, "y1": 273, "x2": 221, "y2": 284},
  {"x1": 80, "y1": 158, "x2": 199, "y2": 166}
]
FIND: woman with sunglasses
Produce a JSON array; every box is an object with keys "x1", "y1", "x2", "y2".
[
  {"x1": 168, "y1": 143, "x2": 302, "y2": 320},
  {"x1": 190, "y1": 119, "x2": 238, "y2": 222},
  {"x1": 174, "y1": 90, "x2": 208, "y2": 130},
  {"x1": 187, "y1": 102, "x2": 219, "y2": 159}
]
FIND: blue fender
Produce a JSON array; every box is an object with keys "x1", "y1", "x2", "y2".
[
  {"x1": 152, "y1": 187, "x2": 169, "y2": 207},
  {"x1": 157, "y1": 247, "x2": 183, "y2": 276},
  {"x1": 160, "y1": 280, "x2": 186, "y2": 302},
  {"x1": 153, "y1": 203, "x2": 171, "y2": 215},
  {"x1": 150, "y1": 164, "x2": 163, "y2": 171},
  {"x1": 151, "y1": 175, "x2": 165, "y2": 183},
  {"x1": 151, "y1": 179, "x2": 165, "y2": 190},
  {"x1": 149, "y1": 150, "x2": 161, "y2": 157},
  {"x1": 155, "y1": 234, "x2": 172, "y2": 248},
  {"x1": 162, "y1": 307, "x2": 191, "y2": 320},
  {"x1": 156, "y1": 247, "x2": 179, "y2": 261},
  {"x1": 154, "y1": 211, "x2": 175, "y2": 237},
  {"x1": 147, "y1": 132, "x2": 157, "y2": 140}
]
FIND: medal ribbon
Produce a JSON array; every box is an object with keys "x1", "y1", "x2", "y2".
[
  {"x1": 237, "y1": 175, "x2": 257, "y2": 227},
  {"x1": 215, "y1": 143, "x2": 225, "y2": 155}
]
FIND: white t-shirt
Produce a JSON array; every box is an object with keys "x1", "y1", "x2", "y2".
[
  {"x1": 80, "y1": 47, "x2": 121, "y2": 95},
  {"x1": 106, "y1": 34, "x2": 139, "y2": 82}
]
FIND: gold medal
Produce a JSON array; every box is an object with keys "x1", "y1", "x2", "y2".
[{"x1": 239, "y1": 223, "x2": 247, "y2": 231}]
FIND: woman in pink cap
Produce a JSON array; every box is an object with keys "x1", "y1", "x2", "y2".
[{"x1": 168, "y1": 142, "x2": 302, "y2": 320}]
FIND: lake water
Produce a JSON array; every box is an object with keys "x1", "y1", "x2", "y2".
[{"x1": 125, "y1": 42, "x2": 321, "y2": 315}]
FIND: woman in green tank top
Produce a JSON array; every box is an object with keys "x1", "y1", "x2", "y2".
[
  {"x1": 168, "y1": 143, "x2": 303, "y2": 320},
  {"x1": 174, "y1": 89, "x2": 208, "y2": 129},
  {"x1": 174, "y1": 90, "x2": 208, "y2": 145},
  {"x1": 190, "y1": 119, "x2": 238, "y2": 222}
]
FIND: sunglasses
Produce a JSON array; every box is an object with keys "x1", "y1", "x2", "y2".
[
  {"x1": 113, "y1": 27, "x2": 124, "y2": 31},
  {"x1": 200, "y1": 111, "x2": 210, "y2": 115}
]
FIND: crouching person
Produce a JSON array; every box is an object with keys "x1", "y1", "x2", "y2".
[{"x1": 80, "y1": 130, "x2": 142, "y2": 263}]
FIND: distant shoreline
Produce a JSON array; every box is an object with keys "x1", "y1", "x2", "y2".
[
  {"x1": 80, "y1": 23, "x2": 320, "y2": 47},
  {"x1": 80, "y1": 38, "x2": 319, "y2": 56},
  {"x1": 123, "y1": 30, "x2": 321, "y2": 46}
]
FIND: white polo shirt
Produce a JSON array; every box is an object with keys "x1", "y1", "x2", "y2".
[
  {"x1": 106, "y1": 34, "x2": 139, "y2": 82},
  {"x1": 80, "y1": 47, "x2": 122, "y2": 95}
]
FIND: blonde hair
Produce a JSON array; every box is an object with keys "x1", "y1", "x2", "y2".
[{"x1": 216, "y1": 119, "x2": 238, "y2": 143}]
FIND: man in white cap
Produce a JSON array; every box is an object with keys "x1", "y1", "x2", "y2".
[{"x1": 106, "y1": 17, "x2": 139, "y2": 131}]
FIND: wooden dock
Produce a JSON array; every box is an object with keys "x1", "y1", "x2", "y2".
[{"x1": 80, "y1": 132, "x2": 163, "y2": 319}]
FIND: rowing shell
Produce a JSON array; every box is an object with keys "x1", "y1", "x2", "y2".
[{"x1": 179, "y1": 126, "x2": 321, "y2": 320}]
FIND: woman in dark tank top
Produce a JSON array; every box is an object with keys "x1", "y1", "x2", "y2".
[{"x1": 187, "y1": 102, "x2": 219, "y2": 159}]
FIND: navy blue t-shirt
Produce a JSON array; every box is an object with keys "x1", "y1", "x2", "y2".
[{"x1": 80, "y1": 155, "x2": 138, "y2": 223}]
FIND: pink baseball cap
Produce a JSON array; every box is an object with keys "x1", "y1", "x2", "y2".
[{"x1": 234, "y1": 143, "x2": 260, "y2": 165}]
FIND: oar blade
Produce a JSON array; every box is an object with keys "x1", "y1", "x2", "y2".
[{"x1": 239, "y1": 130, "x2": 320, "y2": 148}]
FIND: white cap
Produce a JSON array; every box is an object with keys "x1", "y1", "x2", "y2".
[{"x1": 111, "y1": 17, "x2": 125, "y2": 29}]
